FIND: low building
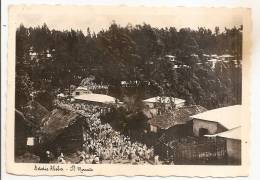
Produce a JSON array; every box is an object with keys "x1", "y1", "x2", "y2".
[
  {"x1": 165, "y1": 55, "x2": 176, "y2": 62},
  {"x1": 121, "y1": 80, "x2": 141, "y2": 87},
  {"x1": 143, "y1": 96, "x2": 185, "y2": 110},
  {"x1": 74, "y1": 93, "x2": 118, "y2": 105},
  {"x1": 191, "y1": 105, "x2": 242, "y2": 136},
  {"x1": 57, "y1": 93, "x2": 66, "y2": 98},
  {"x1": 191, "y1": 53, "x2": 199, "y2": 59},
  {"x1": 207, "y1": 58, "x2": 221, "y2": 69},
  {"x1": 206, "y1": 126, "x2": 241, "y2": 164},
  {"x1": 219, "y1": 54, "x2": 235, "y2": 62},
  {"x1": 75, "y1": 76, "x2": 109, "y2": 95},
  {"x1": 148, "y1": 105, "x2": 207, "y2": 133},
  {"x1": 72, "y1": 86, "x2": 92, "y2": 96},
  {"x1": 40, "y1": 108, "x2": 87, "y2": 153}
]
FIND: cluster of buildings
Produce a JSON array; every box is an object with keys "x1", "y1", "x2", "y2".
[
  {"x1": 202, "y1": 54, "x2": 241, "y2": 69},
  {"x1": 149, "y1": 102, "x2": 242, "y2": 165},
  {"x1": 164, "y1": 53, "x2": 241, "y2": 70},
  {"x1": 192, "y1": 105, "x2": 241, "y2": 164},
  {"x1": 15, "y1": 78, "x2": 242, "y2": 165},
  {"x1": 62, "y1": 85, "x2": 242, "y2": 164},
  {"x1": 28, "y1": 47, "x2": 54, "y2": 63}
]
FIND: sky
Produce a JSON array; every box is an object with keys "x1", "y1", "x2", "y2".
[{"x1": 11, "y1": 5, "x2": 244, "y2": 34}]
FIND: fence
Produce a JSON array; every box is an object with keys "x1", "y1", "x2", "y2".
[{"x1": 156, "y1": 136, "x2": 227, "y2": 165}]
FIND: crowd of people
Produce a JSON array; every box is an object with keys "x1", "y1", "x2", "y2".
[{"x1": 53, "y1": 98, "x2": 159, "y2": 165}]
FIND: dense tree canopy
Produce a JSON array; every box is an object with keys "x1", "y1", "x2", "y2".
[{"x1": 15, "y1": 22, "x2": 242, "y2": 110}]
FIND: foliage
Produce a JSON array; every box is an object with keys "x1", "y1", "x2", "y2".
[{"x1": 15, "y1": 23, "x2": 242, "y2": 110}]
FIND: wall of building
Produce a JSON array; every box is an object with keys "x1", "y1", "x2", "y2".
[
  {"x1": 72, "y1": 89, "x2": 90, "y2": 96},
  {"x1": 173, "y1": 102, "x2": 185, "y2": 108},
  {"x1": 226, "y1": 138, "x2": 241, "y2": 164},
  {"x1": 150, "y1": 124, "x2": 158, "y2": 133},
  {"x1": 193, "y1": 119, "x2": 219, "y2": 136},
  {"x1": 145, "y1": 102, "x2": 185, "y2": 109}
]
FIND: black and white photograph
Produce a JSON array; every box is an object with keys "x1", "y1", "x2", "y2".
[{"x1": 5, "y1": 5, "x2": 251, "y2": 176}]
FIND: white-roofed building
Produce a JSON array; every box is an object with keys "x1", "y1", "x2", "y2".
[
  {"x1": 74, "y1": 93, "x2": 117, "y2": 104},
  {"x1": 72, "y1": 86, "x2": 92, "y2": 96},
  {"x1": 191, "y1": 105, "x2": 241, "y2": 137},
  {"x1": 202, "y1": 54, "x2": 210, "y2": 57},
  {"x1": 143, "y1": 96, "x2": 185, "y2": 109},
  {"x1": 219, "y1": 54, "x2": 235, "y2": 62},
  {"x1": 205, "y1": 126, "x2": 241, "y2": 164},
  {"x1": 211, "y1": 54, "x2": 218, "y2": 58},
  {"x1": 143, "y1": 96, "x2": 185, "y2": 116},
  {"x1": 57, "y1": 93, "x2": 65, "y2": 98},
  {"x1": 219, "y1": 54, "x2": 234, "y2": 58},
  {"x1": 207, "y1": 58, "x2": 221, "y2": 69},
  {"x1": 165, "y1": 55, "x2": 176, "y2": 62},
  {"x1": 205, "y1": 126, "x2": 241, "y2": 140}
]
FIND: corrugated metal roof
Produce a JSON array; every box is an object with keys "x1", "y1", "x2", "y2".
[
  {"x1": 191, "y1": 105, "x2": 242, "y2": 130},
  {"x1": 149, "y1": 105, "x2": 207, "y2": 129},
  {"x1": 75, "y1": 86, "x2": 90, "y2": 91},
  {"x1": 205, "y1": 126, "x2": 241, "y2": 140},
  {"x1": 219, "y1": 54, "x2": 234, "y2": 58},
  {"x1": 143, "y1": 96, "x2": 185, "y2": 104},
  {"x1": 74, "y1": 93, "x2": 116, "y2": 104}
]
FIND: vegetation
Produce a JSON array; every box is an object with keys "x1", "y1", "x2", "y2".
[{"x1": 16, "y1": 22, "x2": 242, "y2": 110}]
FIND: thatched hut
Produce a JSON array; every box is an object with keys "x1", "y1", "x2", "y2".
[{"x1": 40, "y1": 108, "x2": 87, "y2": 153}]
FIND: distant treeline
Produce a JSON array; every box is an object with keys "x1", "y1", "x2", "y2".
[{"x1": 16, "y1": 22, "x2": 242, "y2": 109}]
